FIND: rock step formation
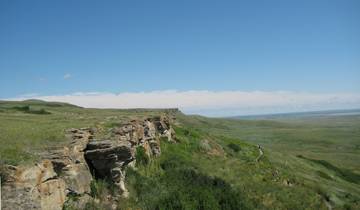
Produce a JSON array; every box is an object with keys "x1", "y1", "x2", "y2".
[
  {"x1": 1, "y1": 115, "x2": 175, "y2": 210},
  {"x1": 2, "y1": 127, "x2": 94, "y2": 210},
  {"x1": 84, "y1": 115, "x2": 176, "y2": 198}
]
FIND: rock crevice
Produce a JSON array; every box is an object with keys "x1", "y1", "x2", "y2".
[{"x1": 84, "y1": 116, "x2": 176, "y2": 198}]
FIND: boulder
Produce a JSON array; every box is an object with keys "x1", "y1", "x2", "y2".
[{"x1": 2, "y1": 160, "x2": 66, "y2": 210}]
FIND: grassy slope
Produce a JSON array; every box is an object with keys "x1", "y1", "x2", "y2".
[
  {"x1": 0, "y1": 100, "x2": 174, "y2": 165},
  {"x1": 1, "y1": 100, "x2": 359, "y2": 209},
  {"x1": 175, "y1": 114, "x2": 360, "y2": 209}
]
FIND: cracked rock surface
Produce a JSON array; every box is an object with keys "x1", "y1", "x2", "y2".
[
  {"x1": 85, "y1": 115, "x2": 176, "y2": 198},
  {"x1": 2, "y1": 128, "x2": 94, "y2": 210}
]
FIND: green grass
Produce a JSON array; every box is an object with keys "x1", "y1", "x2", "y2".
[
  {"x1": 121, "y1": 125, "x2": 327, "y2": 209},
  {"x1": 123, "y1": 127, "x2": 252, "y2": 210},
  {"x1": 298, "y1": 155, "x2": 360, "y2": 184},
  {"x1": 1, "y1": 100, "x2": 359, "y2": 209},
  {"x1": 0, "y1": 100, "x2": 177, "y2": 165},
  {"x1": 136, "y1": 146, "x2": 150, "y2": 166},
  {"x1": 175, "y1": 113, "x2": 360, "y2": 209}
]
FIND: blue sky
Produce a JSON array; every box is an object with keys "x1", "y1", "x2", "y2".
[{"x1": 0, "y1": 0, "x2": 359, "y2": 115}]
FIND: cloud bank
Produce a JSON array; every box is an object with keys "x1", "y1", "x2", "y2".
[
  {"x1": 6, "y1": 90, "x2": 360, "y2": 117},
  {"x1": 63, "y1": 74, "x2": 71, "y2": 79}
]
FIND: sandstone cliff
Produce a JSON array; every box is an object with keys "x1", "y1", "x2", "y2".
[{"x1": 1, "y1": 115, "x2": 176, "y2": 210}]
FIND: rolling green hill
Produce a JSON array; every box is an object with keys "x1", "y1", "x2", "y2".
[{"x1": 0, "y1": 100, "x2": 359, "y2": 209}]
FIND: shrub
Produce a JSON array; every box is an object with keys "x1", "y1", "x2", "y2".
[
  {"x1": 316, "y1": 170, "x2": 332, "y2": 180},
  {"x1": 13, "y1": 105, "x2": 30, "y2": 112},
  {"x1": 128, "y1": 154, "x2": 249, "y2": 210},
  {"x1": 156, "y1": 168, "x2": 247, "y2": 210},
  {"x1": 136, "y1": 147, "x2": 149, "y2": 166},
  {"x1": 62, "y1": 194, "x2": 80, "y2": 210},
  {"x1": 199, "y1": 140, "x2": 212, "y2": 152},
  {"x1": 12, "y1": 105, "x2": 51, "y2": 114},
  {"x1": 228, "y1": 143, "x2": 241, "y2": 152},
  {"x1": 160, "y1": 154, "x2": 189, "y2": 170},
  {"x1": 90, "y1": 179, "x2": 113, "y2": 199},
  {"x1": 27, "y1": 108, "x2": 51, "y2": 115}
]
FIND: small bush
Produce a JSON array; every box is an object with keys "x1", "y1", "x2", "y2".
[
  {"x1": 136, "y1": 147, "x2": 149, "y2": 166},
  {"x1": 13, "y1": 105, "x2": 30, "y2": 112},
  {"x1": 199, "y1": 140, "x2": 212, "y2": 152},
  {"x1": 128, "y1": 153, "x2": 250, "y2": 210},
  {"x1": 160, "y1": 154, "x2": 189, "y2": 170},
  {"x1": 12, "y1": 105, "x2": 51, "y2": 114},
  {"x1": 62, "y1": 194, "x2": 80, "y2": 210},
  {"x1": 159, "y1": 168, "x2": 247, "y2": 210},
  {"x1": 228, "y1": 143, "x2": 241, "y2": 152},
  {"x1": 316, "y1": 170, "x2": 332, "y2": 180},
  {"x1": 27, "y1": 108, "x2": 51, "y2": 115},
  {"x1": 90, "y1": 179, "x2": 113, "y2": 199}
]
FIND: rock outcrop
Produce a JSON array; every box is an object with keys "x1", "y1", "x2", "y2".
[
  {"x1": 2, "y1": 160, "x2": 66, "y2": 210},
  {"x1": 85, "y1": 116, "x2": 176, "y2": 198},
  {"x1": 1, "y1": 115, "x2": 175, "y2": 210},
  {"x1": 2, "y1": 128, "x2": 95, "y2": 210},
  {"x1": 85, "y1": 140, "x2": 133, "y2": 197}
]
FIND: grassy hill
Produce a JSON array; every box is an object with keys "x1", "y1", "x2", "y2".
[
  {"x1": 175, "y1": 113, "x2": 360, "y2": 209},
  {"x1": 0, "y1": 100, "x2": 359, "y2": 209},
  {"x1": 0, "y1": 100, "x2": 176, "y2": 165}
]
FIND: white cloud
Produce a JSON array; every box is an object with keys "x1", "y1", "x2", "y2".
[
  {"x1": 4, "y1": 90, "x2": 360, "y2": 116},
  {"x1": 63, "y1": 74, "x2": 71, "y2": 79},
  {"x1": 18, "y1": 93, "x2": 40, "y2": 98}
]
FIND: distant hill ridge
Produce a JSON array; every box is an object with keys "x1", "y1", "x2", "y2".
[
  {"x1": 0, "y1": 99, "x2": 181, "y2": 113},
  {"x1": 230, "y1": 109, "x2": 360, "y2": 120}
]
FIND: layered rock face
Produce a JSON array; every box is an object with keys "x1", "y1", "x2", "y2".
[
  {"x1": 2, "y1": 128, "x2": 94, "y2": 210},
  {"x1": 85, "y1": 116, "x2": 176, "y2": 197},
  {"x1": 85, "y1": 140, "x2": 132, "y2": 197},
  {"x1": 111, "y1": 115, "x2": 174, "y2": 156},
  {"x1": 2, "y1": 160, "x2": 66, "y2": 210},
  {"x1": 1, "y1": 115, "x2": 175, "y2": 210}
]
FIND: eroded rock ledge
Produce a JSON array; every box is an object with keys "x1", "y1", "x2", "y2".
[{"x1": 2, "y1": 115, "x2": 175, "y2": 210}]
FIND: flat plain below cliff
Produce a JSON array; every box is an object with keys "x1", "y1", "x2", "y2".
[{"x1": 0, "y1": 100, "x2": 359, "y2": 210}]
